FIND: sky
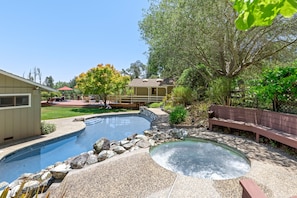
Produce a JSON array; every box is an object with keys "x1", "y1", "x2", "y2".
[{"x1": 0, "y1": 0, "x2": 150, "y2": 83}]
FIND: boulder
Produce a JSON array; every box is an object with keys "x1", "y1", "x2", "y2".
[
  {"x1": 152, "y1": 132, "x2": 169, "y2": 141},
  {"x1": 127, "y1": 133, "x2": 137, "y2": 140},
  {"x1": 41, "y1": 171, "x2": 52, "y2": 181},
  {"x1": 86, "y1": 154, "x2": 98, "y2": 165},
  {"x1": 135, "y1": 134, "x2": 148, "y2": 141},
  {"x1": 50, "y1": 164, "x2": 71, "y2": 180},
  {"x1": 149, "y1": 139, "x2": 156, "y2": 146},
  {"x1": 0, "y1": 181, "x2": 9, "y2": 189},
  {"x1": 130, "y1": 138, "x2": 141, "y2": 145},
  {"x1": 97, "y1": 150, "x2": 116, "y2": 162},
  {"x1": 111, "y1": 145, "x2": 126, "y2": 154},
  {"x1": 122, "y1": 142, "x2": 134, "y2": 150},
  {"x1": 144, "y1": 130, "x2": 154, "y2": 137},
  {"x1": 170, "y1": 128, "x2": 188, "y2": 139},
  {"x1": 136, "y1": 140, "x2": 151, "y2": 148},
  {"x1": 70, "y1": 153, "x2": 89, "y2": 169},
  {"x1": 10, "y1": 184, "x2": 21, "y2": 198},
  {"x1": 93, "y1": 138, "x2": 110, "y2": 154},
  {"x1": 23, "y1": 180, "x2": 40, "y2": 193},
  {"x1": 120, "y1": 139, "x2": 130, "y2": 146}
]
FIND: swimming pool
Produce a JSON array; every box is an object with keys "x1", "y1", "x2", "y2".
[{"x1": 0, "y1": 114, "x2": 151, "y2": 183}]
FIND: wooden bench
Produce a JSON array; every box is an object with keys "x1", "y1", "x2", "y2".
[
  {"x1": 208, "y1": 105, "x2": 297, "y2": 149},
  {"x1": 239, "y1": 179, "x2": 267, "y2": 198}
]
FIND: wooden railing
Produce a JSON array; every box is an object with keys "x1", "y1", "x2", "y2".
[{"x1": 108, "y1": 95, "x2": 165, "y2": 104}]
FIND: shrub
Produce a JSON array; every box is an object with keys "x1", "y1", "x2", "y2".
[
  {"x1": 169, "y1": 106, "x2": 188, "y2": 124},
  {"x1": 171, "y1": 86, "x2": 194, "y2": 106},
  {"x1": 41, "y1": 122, "x2": 56, "y2": 135},
  {"x1": 149, "y1": 102, "x2": 163, "y2": 108},
  {"x1": 206, "y1": 77, "x2": 233, "y2": 105}
]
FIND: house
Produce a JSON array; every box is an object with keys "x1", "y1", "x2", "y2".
[
  {"x1": 0, "y1": 69, "x2": 56, "y2": 145},
  {"x1": 116, "y1": 78, "x2": 175, "y2": 104}
]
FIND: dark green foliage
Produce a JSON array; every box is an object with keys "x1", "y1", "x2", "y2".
[
  {"x1": 250, "y1": 64, "x2": 297, "y2": 111},
  {"x1": 169, "y1": 106, "x2": 187, "y2": 124},
  {"x1": 171, "y1": 86, "x2": 194, "y2": 106},
  {"x1": 177, "y1": 64, "x2": 211, "y2": 100},
  {"x1": 206, "y1": 77, "x2": 233, "y2": 105}
]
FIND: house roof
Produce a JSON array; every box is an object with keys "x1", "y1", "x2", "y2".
[
  {"x1": 0, "y1": 69, "x2": 57, "y2": 92},
  {"x1": 128, "y1": 78, "x2": 174, "y2": 87}
]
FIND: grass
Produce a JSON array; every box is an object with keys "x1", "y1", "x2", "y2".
[{"x1": 41, "y1": 106, "x2": 128, "y2": 120}]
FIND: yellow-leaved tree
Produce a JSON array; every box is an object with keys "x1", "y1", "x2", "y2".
[{"x1": 76, "y1": 64, "x2": 130, "y2": 106}]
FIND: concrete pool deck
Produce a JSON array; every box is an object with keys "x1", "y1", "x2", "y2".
[{"x1": 1, "y1": 108, "x2": 297, "y2": 197}]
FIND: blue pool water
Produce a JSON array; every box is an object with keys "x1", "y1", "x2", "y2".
[{"x1": 0, "y1": 114, "x2": 151, "y2": 183}]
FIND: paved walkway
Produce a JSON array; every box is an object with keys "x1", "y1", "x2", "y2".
[{"x1": 1, "y1": 108, "x2": 297, "y2": 197}]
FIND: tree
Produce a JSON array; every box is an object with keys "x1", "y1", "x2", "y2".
[
  {"x1": 146, "y1": 50, "x2": 164, "y2": 78},
  {"x1": 43, "y1": 76, "x2": 54, "y2": 88},
  {"x1": 122, "y1": 60, "x2": 147, "y2": 79},
  {"x1": 76, "y1": 64, "x2": 130, "y2": 106},
  {"x1": 250, "y1": 63, "x2": 297, "y2": 111},
  {"x1": 140, "y1": 0, "x2": 297, "y2": 104},
  {"x1": 68, "y1": 77, "x2": 77, "y2": 88},
  {"x1": 177, "y1": 64, "x2": 211, "y2": 100},
  {"x1": 25, "y1": 67, "x2": 42, "y2": 83},
  {"x1": 234, "y1": 0, "x2": 297, "y2": 30}
]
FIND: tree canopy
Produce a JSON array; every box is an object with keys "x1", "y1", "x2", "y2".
[
  {"x1": 76, "y1": 64, "x2": 130, "y2": 105},
  {"x1": 140, "y1": 0, "x2": 297, "y2": 80},
  {"x1": 234, "y1": 0, "x2": 297, "y2": 30},
  {"x1": 121, "y1": 60, "x2": 147, "y2": 79},
  {"x1": 251, "y1": 63, "x2": 297, "y2": 111}
]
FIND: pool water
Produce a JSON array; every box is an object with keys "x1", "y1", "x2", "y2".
[
  {"x1": 0, "y1": 114, "x2": 150, "y2": 183},
  {"x1": 150, "y1": 138, "x2": 250, "y2": 180}
]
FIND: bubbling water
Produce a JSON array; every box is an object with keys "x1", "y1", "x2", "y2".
[{"x1": 150, "y1": 139, "x2": 250, "y2": 180}]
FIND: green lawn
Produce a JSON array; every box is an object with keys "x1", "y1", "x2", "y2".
[{"x1": 41, "y1": 106, "x2": 128, "y2": 120}]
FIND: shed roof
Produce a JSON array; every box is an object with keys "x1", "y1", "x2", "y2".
[
  {"x1": 128, "y1": 78, "x2": 174, "y2": 87},
  {"x1": 0, "y1": 69, "x2": 57, "y2": 92}
]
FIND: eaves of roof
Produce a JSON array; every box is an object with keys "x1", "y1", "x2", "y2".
[{"x1": 0, "y1": 69, "x2": 57, "y2": 92}]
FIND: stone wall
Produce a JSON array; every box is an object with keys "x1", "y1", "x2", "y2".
[
  {"x1": 139, "y1": 106, "x2": 169, "y2": 129},
  {"x1": 139, "y1": 106, "x2": 158, "y2": 121}
]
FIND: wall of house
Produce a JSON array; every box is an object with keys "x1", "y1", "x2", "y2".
[{"x1": 0, "y1": 74, "x2": 41, "y2": 144}]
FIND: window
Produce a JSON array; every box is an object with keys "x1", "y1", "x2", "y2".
[
  {"x1": 16, "y1": 96, "x2": 29, "y2": 106},
  {"x1": 152, "y1": 88, "x2": 157, "y2": 95},
  {"x1": 0, "y1": 94, "x2": 31, "y2": 109},
  {"x1": 0, "y1": 96, "x2": 14, "y2": 107}
]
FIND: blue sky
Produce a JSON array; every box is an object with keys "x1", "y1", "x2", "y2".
[{"x1": 0, "y1": 1, "x2": 149, "y2": 83}]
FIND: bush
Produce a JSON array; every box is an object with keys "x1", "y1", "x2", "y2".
[
  {"x1": 41, "y1": 122, "x2": 56, "y2": 135},
  {"x1": 171, "y1": 86, "x2": 194, "y2": 106},
  {"x1": 149, "y1": 102, "x2": 163, "y2": 108},
  {"x1": 206, "y1": 77, "x2": 233, "y2": 105},
  {"x1": 169, "y1": 106, "x2": 188, "y2": 124}
]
